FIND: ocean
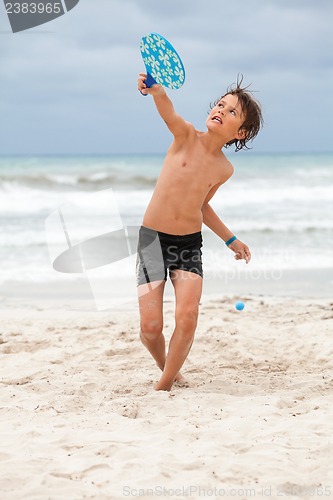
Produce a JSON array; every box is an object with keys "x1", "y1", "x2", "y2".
[{"x1": 0, "y1": 153, "x2": 332, "y2": 301}]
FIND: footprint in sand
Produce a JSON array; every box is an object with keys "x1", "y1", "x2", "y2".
[
  {"x1": 118, "y1": 402, "x2": 138, "y2": 419},
  {"x1": 1, "y1": 340, "x2": 50, "y2": 354}
]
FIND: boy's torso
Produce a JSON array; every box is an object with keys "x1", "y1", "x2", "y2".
[{"x1": 143, "y1": 129, "x2": 232, "y2": 235}]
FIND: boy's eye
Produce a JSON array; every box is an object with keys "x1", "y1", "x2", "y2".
[{"x1": 231, "y1": 110, "x2": 236, "y2": 116}]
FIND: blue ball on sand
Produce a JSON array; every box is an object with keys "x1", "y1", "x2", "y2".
[{"x1": 235, "y1": 301, "x2": 245, "y2": 311}]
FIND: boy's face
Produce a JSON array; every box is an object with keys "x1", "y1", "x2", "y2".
[{"x1": 206, "y1": 93, "x2": 246, "y2": 142}]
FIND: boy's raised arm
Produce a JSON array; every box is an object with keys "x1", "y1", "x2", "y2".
[{"x1": 138, "y1": 73, "x2": 190, "y2": 138}]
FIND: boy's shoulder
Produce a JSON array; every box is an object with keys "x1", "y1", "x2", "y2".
[{"x1": 219, "y1": 153, "x2": 235, "y2": 181}]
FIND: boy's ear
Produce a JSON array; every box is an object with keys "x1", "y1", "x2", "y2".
[{"x1": 236, "y1": 128, "x2": 247, "y2": 140}]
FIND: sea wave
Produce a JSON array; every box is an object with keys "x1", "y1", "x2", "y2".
[
  {"x1": 1, "y1": 223, "x2": 332, "y2": 251},
  {"x1": 0, "y1": 172, "x2": 157, "y2": 190},
  {"x1": 1, "y1": 154, "x2": 332, "y2": 286}
]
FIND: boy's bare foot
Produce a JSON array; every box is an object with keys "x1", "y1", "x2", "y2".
[
  {"x1": 157, "y1": 363, "x2": 186, "y2": 385},
  {"x1": 154, "y1": 379, "x2": 173, "y2": 391},
  {"x1": 174, "y1": 372, "x2": 188, "y2": 385},
  {"x1": 173, "y1": 376, "x2": 190, "y2": 388},
  {"x1": 154, "y1": 372, "x2": 189, "y2": 391}
]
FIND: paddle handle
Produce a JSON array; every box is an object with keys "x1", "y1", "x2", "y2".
[{"x1": 140, "y1": 72, "x2": 158, "y2": 96}]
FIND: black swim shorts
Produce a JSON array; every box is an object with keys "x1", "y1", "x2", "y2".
[{"x1": 136, "y1": 225, "x2": 203, "y2": 286}]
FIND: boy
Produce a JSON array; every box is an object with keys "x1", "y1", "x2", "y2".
[{"x1": 136, "y1": 74, "x2": 263, "y2": 391}]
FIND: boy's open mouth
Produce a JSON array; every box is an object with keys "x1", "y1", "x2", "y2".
[{"x1": 212, "y1": 116, "x2": 222, "y2": 124}]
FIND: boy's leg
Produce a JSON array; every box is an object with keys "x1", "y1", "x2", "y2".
[
  {"x1": 138, "y1": 280, "x2": 187, "y2": 383},
  {"x1": 155, "y1": 270, "x2": 202, "y2": 391},
  {"x1": 138, "y1": 280, "x2": 166, "y2": 372}
]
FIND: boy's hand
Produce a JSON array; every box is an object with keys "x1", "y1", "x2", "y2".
[
  {"x1": 138, "y1": 73, "x2": 164, "y2": 96},
  {"x1": 228, "y1": 239, "x2": 251, "y2": 264}
]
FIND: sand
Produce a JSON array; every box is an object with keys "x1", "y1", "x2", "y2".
[{"x1": 1, "y1": 294, "x2": 333, "y2": 499}]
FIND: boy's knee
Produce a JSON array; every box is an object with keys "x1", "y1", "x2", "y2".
[
  {"x1": 176, "y1": 306, "x2": 199, "y2": 332},
  {"x1": 140, "y1": 318, "x2": 163, "y2": 336}
]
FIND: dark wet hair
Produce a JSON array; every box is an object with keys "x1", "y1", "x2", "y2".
[{"x1": 210, "y1": 74, "x2": 263, "y2": 152}]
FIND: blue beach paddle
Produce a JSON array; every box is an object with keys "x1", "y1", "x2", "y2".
[{"x1": 140, "y1": 32, "x2": 185, "y2": 95}]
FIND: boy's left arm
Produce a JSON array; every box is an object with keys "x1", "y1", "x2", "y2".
[{"x1": 202, "y1": 201, "x2": 251, "y2": 264}]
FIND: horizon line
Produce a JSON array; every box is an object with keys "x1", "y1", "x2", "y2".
[{"x1": 1, "y1": 151, "x2": 333, "y2": 157}]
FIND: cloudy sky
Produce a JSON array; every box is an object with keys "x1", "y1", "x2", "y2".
[{"x1": 0, "y1": 0, "x2": 332, "y2": 154}]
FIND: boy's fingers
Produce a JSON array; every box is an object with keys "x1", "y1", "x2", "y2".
[
  {"x1": 234, "y1": 249, "x2": 251, "y2": 263},
  {"x1": 137, "y1": 74, "x2": 147, "y2": 87},
  {"x1": 139, "y1": 85, "x2": 151, "y2": 95},
  {"x1": 231, "y1": 241, "x2": 251, "y2": 263},
  {"x1": 138, "y1": 78, "x2": 148, "y2": 94}
]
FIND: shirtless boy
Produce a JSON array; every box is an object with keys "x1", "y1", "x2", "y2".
[{"x1": 136, "y1": 74, "x2": 263, "y2": 391}]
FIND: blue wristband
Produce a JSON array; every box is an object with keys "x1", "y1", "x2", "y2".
[{"x1": 225, "y1": 235, "x2": 237, "y2": 246}]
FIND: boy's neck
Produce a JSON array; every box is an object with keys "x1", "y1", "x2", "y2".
[{"x1": 198, "y1": 130, "x2": 227, "y2": 155}]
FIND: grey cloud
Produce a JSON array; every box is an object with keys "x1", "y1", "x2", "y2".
[{"x1": 0, "y1": 0, "x2": 332, "y2": 154}]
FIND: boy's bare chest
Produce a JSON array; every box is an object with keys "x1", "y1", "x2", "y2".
[{"x1": 165, "y1": 150, "x2": 224, "y2": 186}]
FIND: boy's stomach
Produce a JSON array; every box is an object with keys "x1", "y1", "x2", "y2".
[{"x1": 142, "y1": 200, "x2": 203, "y2": 235}]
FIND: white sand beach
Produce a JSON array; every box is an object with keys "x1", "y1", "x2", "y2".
[{"x1": 1, "y1": 293, "x2": 332, "y2": 499}]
